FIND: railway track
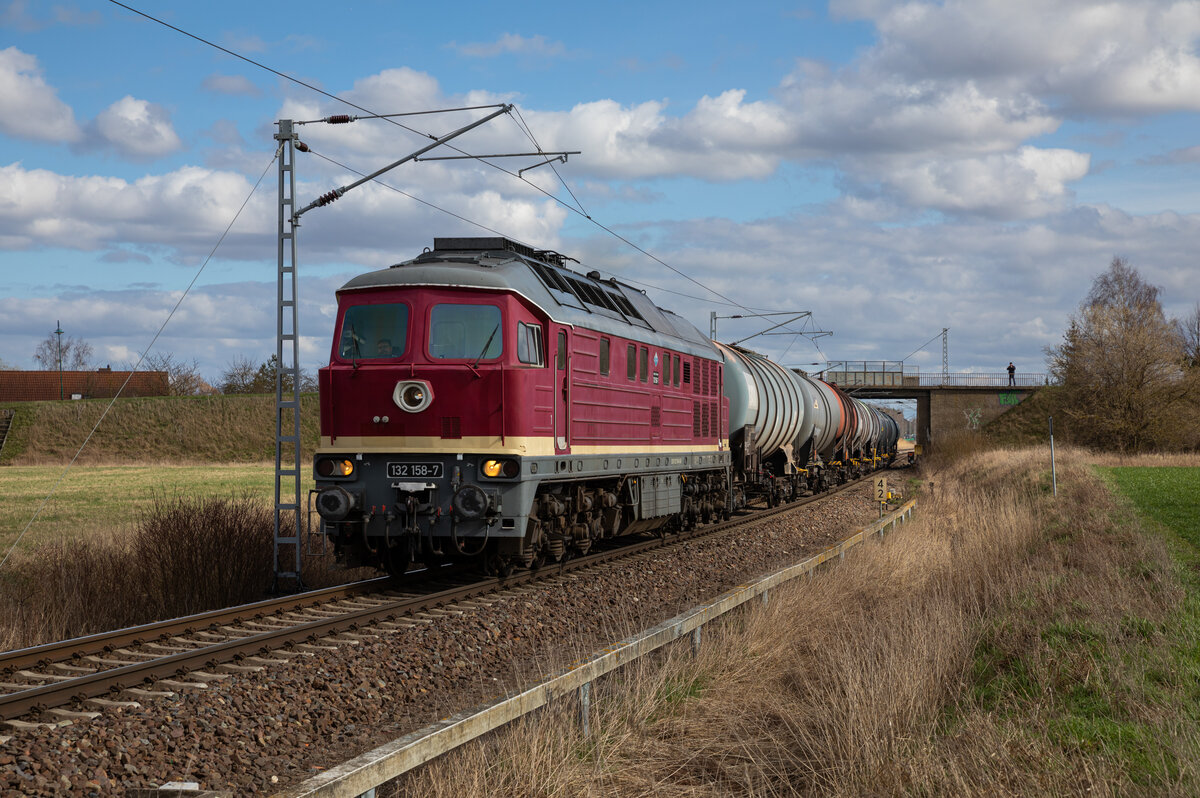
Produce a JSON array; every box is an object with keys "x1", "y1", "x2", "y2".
[{"x1": 0, "y1": 474, "x2": 875, "y2": 728}]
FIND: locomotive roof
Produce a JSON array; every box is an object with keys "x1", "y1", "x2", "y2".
[{"x1": 337, "y1": 237, "x2": 719, "y2": 358}]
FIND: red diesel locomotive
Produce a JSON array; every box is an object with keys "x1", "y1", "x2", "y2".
[{"x1": 311, "y1": 236, "x2": 897, "y2": 575}]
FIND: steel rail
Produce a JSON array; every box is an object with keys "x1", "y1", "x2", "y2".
[
  {"x1": 0, "y1": 472, "x2": 874, "y2": 722},
  {"x1": 0, "y1": 576, "x2": 395, "y2": 673}
]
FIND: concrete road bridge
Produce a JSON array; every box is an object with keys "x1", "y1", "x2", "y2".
[{"x1": 802, "y1": 362, "x2": 1049, "y2": 452}]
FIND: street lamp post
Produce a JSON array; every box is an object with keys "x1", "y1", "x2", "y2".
[{"x1": 55, "y1": 320, "x2": 64, "y2": 400}]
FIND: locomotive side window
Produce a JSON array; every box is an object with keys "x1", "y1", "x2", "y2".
[
  {"x1": 339, "y1": 303, "x2": 409, "y2": 360},
  {"x1": 517, "y1": 322, "x2": 544, "y2": 366},
  {"x1": 673, "y1": 354, "x2": 681, "y2": 386},
  {"x1": 639, "y1": 347, "x2": 649, "y2": 383},
  {"x1": 556, "y1": 330, "x2": 567, "y2": 370},
  {"x1": 627, "y1": 344, "x2": 636, "y2": 380},
  {"x1": 599, "y1": 337, "x2": 610, "y2": 376},
  {"x1": 663, "y1": 352, "x2": 671, "y2": 385},
  {"x1": 429, "y1": 304, "x2": 502, "y2": 360}
]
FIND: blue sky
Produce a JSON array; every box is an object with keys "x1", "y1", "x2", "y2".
[{"x1": 2, "y1": 0, "x2": 1200, "y2": 385}]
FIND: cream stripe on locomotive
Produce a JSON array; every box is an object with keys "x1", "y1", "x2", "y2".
[{"x1": 319, "y1": 435, "x2": 731, "y2": 457}]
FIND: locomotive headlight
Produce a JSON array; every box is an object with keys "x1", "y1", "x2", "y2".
[
  {"x1": 482, "y1": 459, "x2": 520, "y2": 478},
  {"x1": 316, "y1": 458, "x2": 355, "y2": 478},
  {"x1": 393, "y1": 380, "x2": 434, "y2": 413}
]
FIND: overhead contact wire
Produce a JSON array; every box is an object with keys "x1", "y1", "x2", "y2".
[
  {"x1": 0, "y1": 151, "x2": 280, "y2": 574},
  {"x1": 109, "y1": 2, "x2": 826, "y2": 353}
]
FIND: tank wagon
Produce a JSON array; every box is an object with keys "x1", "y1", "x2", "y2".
[{"x1": 311, "y1": 236, "x2": 898, "y2": 575}]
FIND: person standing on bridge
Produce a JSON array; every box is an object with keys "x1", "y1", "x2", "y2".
[{"x1": 1007, "y1": 361, "x2": 1016, "y2": 386}]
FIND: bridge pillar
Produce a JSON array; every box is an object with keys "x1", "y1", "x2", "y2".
[
  {"x1": 916, "y1": 392, "x2": 931, "y2": 452},
  {"x1": 929, "y1": 387, "x2": 1034, "y2": 444}
]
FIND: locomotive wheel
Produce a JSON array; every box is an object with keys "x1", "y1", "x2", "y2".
[{"x1": 488, "y1": 554, "x2": 515, "y2": 579}]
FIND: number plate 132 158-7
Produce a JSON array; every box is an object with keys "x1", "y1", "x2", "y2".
[{"x1": 387, "y1": 462, "x2": 443, "y2": 479}]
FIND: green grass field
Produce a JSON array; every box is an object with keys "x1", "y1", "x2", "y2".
[
  {"x1": 1102, "y1": 466, "x2": 1200, "y2": 548},
  {"x1": 0, "y1": 463, "x2": 315, "y2": 554}
]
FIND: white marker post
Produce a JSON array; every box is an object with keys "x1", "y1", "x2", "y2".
[{"x1": 1049, "y1": 416, "x2": 1057, "y2": 498}]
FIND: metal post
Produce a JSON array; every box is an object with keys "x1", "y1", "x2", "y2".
[
  {"x1": 273, "y1": 119, "x2": 304, "y2": 592},
  {"x1": 941, "y1": 327, "x2": 948, "y2": 384},
  {"x1": 55, "y1": 321, "x2": 63, "y2": 399},
  {"x1": 1049, "y1": 416, "x2": 1057, "y2": 498},
  {"x1": 579, "y1": 681, "x2": 591, "y2": 739}
]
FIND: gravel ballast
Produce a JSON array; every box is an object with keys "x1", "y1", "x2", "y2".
[{"x1": 0, "y1": 482, "x2": 890, "y2": 796}]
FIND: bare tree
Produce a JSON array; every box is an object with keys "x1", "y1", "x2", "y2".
[
  {"x1": 142, "y1": 352, "x2": 218, "y2": 396},
  {"x1": 1177, "y1": 301, "x2": 1200, "y2": 369},
  {"x1": 1046, "y1": 256, "x2": 1197, "y2": 451},
  {"x1": 33, "y1": 331, "x2": 93, "y2": 370},
  {"x1": 219, "y1": 355, "x2": 265, "y2": 395},
  {"x1": 220, "y1": 355, "x2": 317, "y2": 395}
]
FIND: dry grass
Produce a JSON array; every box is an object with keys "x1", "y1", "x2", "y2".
[
  {"x1": 0, "y1": 496, "x2": 368, "y2": 651},
  {"x1": 1078, "y1": 450, "x2": 1200, "y2": 468},
  {"x1": 389, "y1": 445, "x2": 1197, "y2": 797}
]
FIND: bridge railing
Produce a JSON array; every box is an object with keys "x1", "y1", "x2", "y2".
[
  {"x1": 817, "y1": 370, "x2": 1052, "y2": 389},
  {"x1": 915, "y1": 372, "x2": 1050, "y2": 388}
]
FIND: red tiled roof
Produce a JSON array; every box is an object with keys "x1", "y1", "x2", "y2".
[{"x1": 0, "y1": 370, "x2": 169, "y2": 402}]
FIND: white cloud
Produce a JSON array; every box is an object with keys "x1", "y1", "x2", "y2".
[
  {"x1": 778, "y1": 76, "x2": 1058, "y2": 158},
  {"x1": 836, "y1": 0, "x2": 1200, "y2": 115},
  {"x1": 866, "y1": 147, "x2": 1091, "y2": 218},
  {"x1": 201, "y1": 74, "x2": 263, "y2": 98},
  {"x1": 92, "y1": 96, "x2": 184, "y2": 159},
  {"x1": 449, "y1": 33, "x2": 568, "y2": 58},
  {"x1": 0, "y1": 47, "x2": 82, "y2": 143},
  {"x1": 0, "y1": 162, "x2": 271, "y2": 255}
]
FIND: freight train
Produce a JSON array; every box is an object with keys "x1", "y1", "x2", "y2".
[{"x1": 311, "y1": 237, "x2": 899, "y2": 576}]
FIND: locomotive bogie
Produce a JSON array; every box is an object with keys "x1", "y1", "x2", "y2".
[{"x1": 314, "y1": 444, "x2": 732, "y2": 573}]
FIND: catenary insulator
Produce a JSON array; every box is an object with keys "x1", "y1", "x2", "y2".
[
  {"x1": 294, "y1": 141, "x2": 310, "y2": 152},
  {"x1": 326, "y1": 115, "x2": 353, "y2": 124},
  {"x1": 315, "y1": 189, "x2": 343, "y2": 207}
]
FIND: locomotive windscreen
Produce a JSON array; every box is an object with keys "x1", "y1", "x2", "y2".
[
  {"x1": 339, "y1": 303, "x2": 409, "y2": 360},
  {"x1": 429, "y1": 303, "x2": 503, "y2": 361}
]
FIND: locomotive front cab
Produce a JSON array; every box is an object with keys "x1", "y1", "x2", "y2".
[{"x1": 313, "y1": 281, "x2": 552, "y2": 575}]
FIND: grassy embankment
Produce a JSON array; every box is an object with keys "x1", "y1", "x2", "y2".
[
  {"x1": 0, "y1": 393, "x2": 320, "y2": 465},
  {"x1": 0, "y1": 393, "x2": 320, "y2": 552},
  {"x1": 392, "y1": 446, "x2": 1200, "y2": 797}
]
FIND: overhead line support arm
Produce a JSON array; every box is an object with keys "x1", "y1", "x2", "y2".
[{"x1": 291, "y1": 103, "x2": 514, "y2": 221}]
